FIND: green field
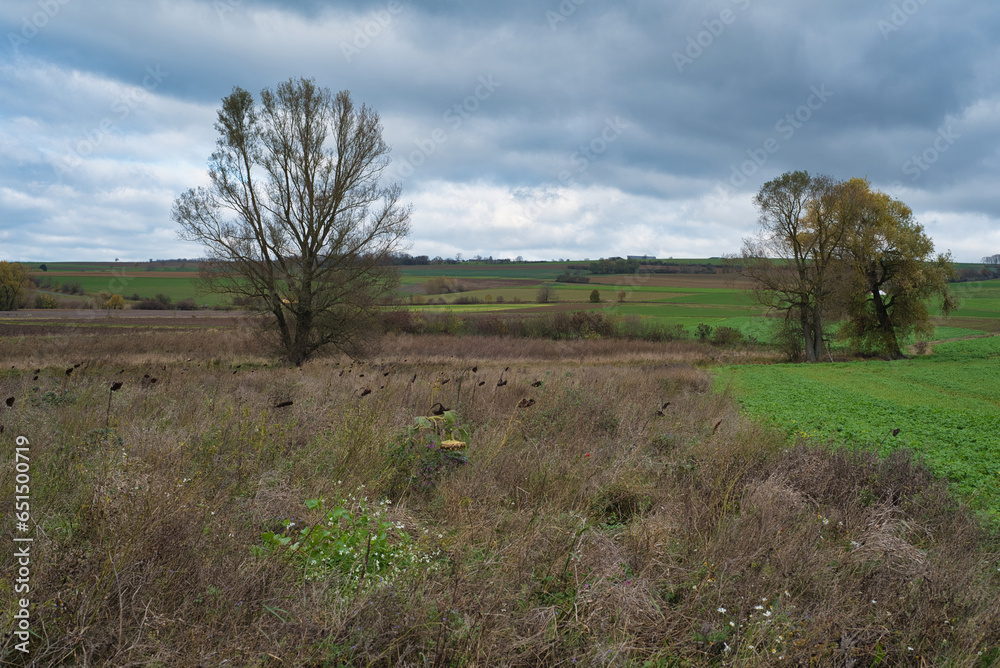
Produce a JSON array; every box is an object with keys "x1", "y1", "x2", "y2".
[{"x1": 716, "y1": 336, "x2": 1000, "y2": 521}]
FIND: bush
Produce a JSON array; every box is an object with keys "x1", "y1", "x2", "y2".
[
  {"x1": 135, "y1": 300, "x2": 169, "y2": 310},
  {"x1": 589, "y1": 289, "x2": 601, "y2": 303},
  {"x1": 711, "y1": 326, "x2": 744, "y2": 346},
  {"x1": 555, "y1": 273, "x2": 590, "y2": 283},
  {"x1": 34, "y1": 293, "x2": 59, "y2": 309},
  {"x1": 257, "y1": 496, "x2": 431, "y2": 589},
  {"x1": 103, "y1": 294, "x2": 125, "y2": 310},
  {"x1": 60, "y1": 281, "x2": 84, "y2": 295},
  {"x1": 536, "y1": 285, "x2": 555, "y2": 303},
  {"x1": 424, "y1": 277, "x2": 467, "y2": 295},
  {"x1": 155, "y1": 293, "x2": 172, "y2": 306},
  {"x1": 176, "y1": 299, "x2": 198, "y2": 311},
  {"x1": 696, "y1": 323, "x2": 713, "y2": 341}
]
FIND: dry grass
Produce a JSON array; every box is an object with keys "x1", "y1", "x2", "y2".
[{"x1": 1, "y1": 325, "x2": 998, "y2": 666}]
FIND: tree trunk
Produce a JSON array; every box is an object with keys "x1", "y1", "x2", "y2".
[
  {"x1": 871, "y1": 290, "x2": 903, "y2": 359},
  {"x1": 801, "y1": 308, "x2": 817, "y2": 362},
  {"x1": 811, "y1": 307, "x2": 825, "y2": 362},
  {"x1": 289, "y1": 309, "x2": 314, "y2": 366}
]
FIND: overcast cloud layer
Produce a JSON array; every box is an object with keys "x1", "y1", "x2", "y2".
[{"x1": 1, "y1": 0, "x2": 998, "y2": 262}]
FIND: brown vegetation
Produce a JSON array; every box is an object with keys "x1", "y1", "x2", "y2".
[
  {"x1": 415, "y1": 277, "x2": 538, "y2": 295},
  {"x1": 0, "y1": 324, "x2": 998, "y2": 666}
]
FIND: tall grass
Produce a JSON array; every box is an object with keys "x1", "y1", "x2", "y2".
[{"x1": 1, "y1": 326, "x2": 998, "y2": 665}]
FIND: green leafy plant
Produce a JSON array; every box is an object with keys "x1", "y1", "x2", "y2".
[
  {"x1": 258, "y1": 496, "x2": 431, "y2": 588},
  {"x1": 387, "y1": 410, "x2": 470, "y2": 498}
]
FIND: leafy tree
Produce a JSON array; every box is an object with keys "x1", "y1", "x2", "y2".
[
  {"x1": 837, "y1": 178, "x2": 956, "y2": 358},
  {"x1": 173, "y1": 78, "x2": 411, "y2": 364},
  {"x1": 103, "y1": 294, "x2": 125, "y2": 311},
  {"x1": 741, "y1": 172, "x2": 955, "y2": 361},
  {"x1": 0, "y1": 262, "x2": 30, "y2": 311},
  {"x1": 740, "y1": 171, "x2": 845, "y2": 362},
  {"x1": 589, "y1": 289, "x2": 601, "y2": 303}
]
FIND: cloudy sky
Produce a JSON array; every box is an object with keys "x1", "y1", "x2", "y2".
[{"x1": 1, "y1": 0, "x2": 998, "y2": 262}]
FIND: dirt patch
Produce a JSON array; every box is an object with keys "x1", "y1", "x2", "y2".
[{"x1": 0, "y1": 309, "x2": 253, "y2": 327}]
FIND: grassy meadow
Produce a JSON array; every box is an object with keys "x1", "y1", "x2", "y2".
[{"x1": 2, "y1": 318, "x2": 1000, "y2": 666}]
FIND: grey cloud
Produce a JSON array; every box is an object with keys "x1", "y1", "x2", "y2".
[{"x1": 1, "y1": 0, "x2": 999, "y2": 262}]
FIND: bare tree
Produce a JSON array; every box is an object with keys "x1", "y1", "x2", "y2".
[
  {"x1": 173, "y1": 78, "x2": 410, "y2": 365},
  {"x1": 740, "y1": 171, "x2": 845, "y2": 362}
]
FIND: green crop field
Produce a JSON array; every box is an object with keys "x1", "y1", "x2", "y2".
[
  {"x1": 37, "y1": 275, "x2": 225, "y2": 306},
  {"x1": 716, "y1": 336, "x2": 1000, "y2": 522}
]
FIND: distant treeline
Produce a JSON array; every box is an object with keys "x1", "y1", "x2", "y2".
[
  {"x1": 953, "y1": 265, "x2": 1000, "y2": 282},
  {"x1": 382, "y1": 309, "x2": 751, "y2": 345},
  {"x1": 385, "y1": 253, "x2": 524, "y2": 265},
  {"x1": 577, "y1": 258, "x2": 720, "y2": 275}
]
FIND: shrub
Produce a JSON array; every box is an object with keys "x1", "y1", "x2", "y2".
[
  {"x1": 34, "y1": 293, "x2": 59, "y2": 309},
  {"x1": 60, "y1": 281, "x2": 84, "y2": 295},
  {"x1": 176, "y1": 298, "x2": 198, "y2": 310},
  {"x1": 257, "y1": 496, "x2": 433, "y2": 589},
  {"x1": 696, "y1": 323, "x2": 713, "y2": 341},
  {"x1": 555, "y1": 273, "x2": 590, "y2": 283},
  {"x1": 589, "y1": 289, "x2": 601, "y2": 303},
  {"x1": 155, "y1": 293, "x2": 172, "y2": 306},
  {"x1": 424, "y1": 277, "x2": 466, "y2": 295},
  {"x1": 536, "y1": 285, "x2": 555, "y2": 303},
  {"x1": 711, "y1": 326, "x2": 744, "y2": 346},
  {"x1": 103, "y1": 294, "x2": 125, "y2": 310}
]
